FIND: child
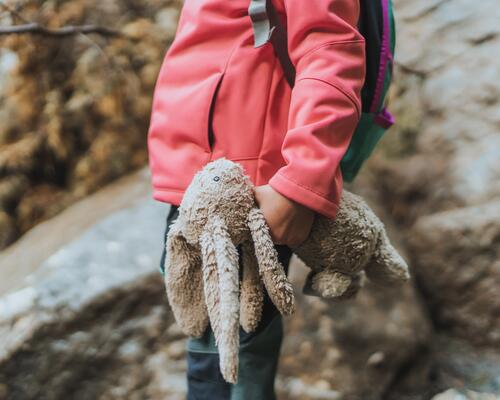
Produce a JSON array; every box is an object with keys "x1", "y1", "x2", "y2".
[{"x1": 148, "y1": 0, "x2": 365, "y2": 398}]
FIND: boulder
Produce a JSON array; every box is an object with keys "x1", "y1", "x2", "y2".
[
  {"x1": 372, "y1": 0, "x2": 500, "y2": 365},
  {"x1": 381, "y1": 0, "x2": 500, "y2": 213},
  {"x1": 0, "y1": 178, "x2": 186, "y2": 399},
  {"x1": 409, "y1": 200, "x2": 500, "y2": 345},
  {"x1": 432, "y1": 389, "x2": 499, "y2": 400}
]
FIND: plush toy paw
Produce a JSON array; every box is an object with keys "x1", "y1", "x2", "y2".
[
  {"x1": 365, "y1": 230, "x2": 411, "y2": 285},
  {"x1": 304, "y1": 270, "x2": 365, "y2": 300}
]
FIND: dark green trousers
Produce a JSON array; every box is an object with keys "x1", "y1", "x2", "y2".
[{"x1": 160, "y1": 206, "x2": 292, "y2": 400}]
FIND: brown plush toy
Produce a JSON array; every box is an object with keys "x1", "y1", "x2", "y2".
[
  {"x1": 164, "y1": 158, "x2": 295, "y2": 383},
  {"x1": 164, "y1": 158, "x2": 410, "y2": 383},
  {"x1": 293, "y1": 190, "x2": 411, "y2": 299}
]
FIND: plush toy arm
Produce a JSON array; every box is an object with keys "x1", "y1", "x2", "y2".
[
  {"x1": 164, "y1": 219, "x2": 208, "y2": 338},
  {"x1": 365, "y1": 229, "x2": 411, "y2": 285},
  {"x1": 239, "y1": 240, "x2": 264, "y2": 333},
  {"x1": 247, "y1": 207, "x2": 295, "y2": 316},
  {"x1": 207, "y1": 216, "x2": 240, "y2": 384}
]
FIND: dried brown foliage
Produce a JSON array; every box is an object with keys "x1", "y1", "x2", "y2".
[{"x1": 0, "y1": 0, "x2": 182, "y2": 248}]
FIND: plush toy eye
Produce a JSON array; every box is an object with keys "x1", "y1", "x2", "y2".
[{"x1": 213, "y1": 176, "x2": 220, "y2": 182}]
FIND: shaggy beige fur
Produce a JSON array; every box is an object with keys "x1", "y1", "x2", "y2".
[
  {"x1": 164, "y1": 159, "x2": 294, "y2": 383},
  {"x1": 239, "y1": 240, "x2": 264, "y2": 332},
  {"x1": 164, "y1": 158, "x2": 410, "y2": 383},
  {"x1": 293, "y1": 190, "x2": 411, "y2": 299}
]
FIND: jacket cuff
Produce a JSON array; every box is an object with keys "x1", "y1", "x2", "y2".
[{"x1": 269, "y1": 172, "x2": 340, "y2": 220}]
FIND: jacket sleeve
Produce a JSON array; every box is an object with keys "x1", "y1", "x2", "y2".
[{"x1": 268, "y1": 0, "x2": 366, "y2": 219}]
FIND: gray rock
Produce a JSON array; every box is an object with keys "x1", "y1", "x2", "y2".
[
  {"x1": 377, "y1": 0, "x2": 500, "y2": 346},
  {"x1": 0, "y1": 177, "x2": 186, "y2": 399},
  {"x1": 410, "y1": 200, "x2": 500, "y2": 345},
  {"x1": 432, "y1": 389, "x2": 500, "y2": 400},
  {"x1": 392, "y1": 0, "x2": 500, "y2": 208},
  {"x1": 0, "y1": 168, "x2": 152, "y2": 295}
]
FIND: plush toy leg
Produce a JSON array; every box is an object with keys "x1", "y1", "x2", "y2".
[
  {"x1": 308, "y1": 270, "x2": 364, "y2": 299},
  {"x1": 247, "y1": 207, "x2": 295, "y2": 316},
  {"x1": 210, "y1": 217, "x2": 241, "y2": 384},
  {"x1": 365, "y1": 230, "x2": 411, "y2": 285},
  {"x1": 165, "y1": 221, "x2": 208, "y2": 338},
  {"x1": 310, "y1": 270, "x2": 351, "y2": 298},
  {"x1": 239, "y1": 240, "x2": 264, "y2": 333}
]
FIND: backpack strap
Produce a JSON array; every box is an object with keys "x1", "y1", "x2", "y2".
[
  {"x1": 248, "y1": 0, "x2": 296, "y2": 87},
  {"x1": 248, "y1": 0, "x2": 273, "y2": 47}
]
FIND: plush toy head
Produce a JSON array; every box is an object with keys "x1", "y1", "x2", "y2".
[{"x1": 178, "y1": 158, "x2": 255, "y2": 244}]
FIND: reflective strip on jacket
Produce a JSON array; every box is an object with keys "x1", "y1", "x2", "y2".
[{"x1": 148, "y1": 0, "x2": 366, "y2": 219}]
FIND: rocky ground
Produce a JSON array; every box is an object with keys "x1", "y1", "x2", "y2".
[
  {"x1": 1, "y1": 0, "x2": 499, "y2": 399},
  {"x1": 0, "y1": 171, "x2": 498, "y2": 400},
  {"x1": 0, "y1": 171, "x2": 441, "y2": 400}
]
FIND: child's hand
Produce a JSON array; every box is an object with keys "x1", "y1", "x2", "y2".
[{"x1": 254, "y1": 185, "x2": 315, "y2": 247}]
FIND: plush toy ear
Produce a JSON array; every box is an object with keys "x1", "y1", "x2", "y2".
[
  {"x1": 239, "y1": 240, "x2": 264, "y2": 333},
  {"x1": 164, "y1": 219, "x2": 208, "y2": 338},
  {"x1": 365, "y1": 229, "x2": 411, "y2": 285},
  {"x1": 199, "y1": 230, "x2": 222, "y2": 340},
  {"x1": 200, "y1": 216, "x2": 240, "y2": 384},
  {"x1": 247, "y1": 207, "x2": 295, "y2": 316}
]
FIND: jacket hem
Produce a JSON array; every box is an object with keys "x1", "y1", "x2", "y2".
[
  {"x1": 269, "y1": 172, "x2": 339, "y2": 219},
  {"x1": 153, "y1": 188, "x2": 183, "y2": 206}
]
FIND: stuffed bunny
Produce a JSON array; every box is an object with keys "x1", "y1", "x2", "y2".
[
  {"x1": 164, "y1": 158, "x2": 410, "y2": 383},
  {"x1": 164, "y1": 158, "x2": 295, "y2": 383}
]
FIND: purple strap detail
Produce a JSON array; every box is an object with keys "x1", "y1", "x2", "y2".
[
  {"x1": 370, "y1": 0, "x2": 392, "y2": 113},
  {"x1": 374, "y1": 107, "x2": 394, "y2": 129}
]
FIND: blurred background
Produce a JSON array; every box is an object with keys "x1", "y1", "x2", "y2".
[{"x1": 0, "y1": 0, "x2": 499, "y2": 399}]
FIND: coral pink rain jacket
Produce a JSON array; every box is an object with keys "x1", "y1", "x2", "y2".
[{"x1": 148, "y1": 0, "x2": 366, "y2": 218}]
